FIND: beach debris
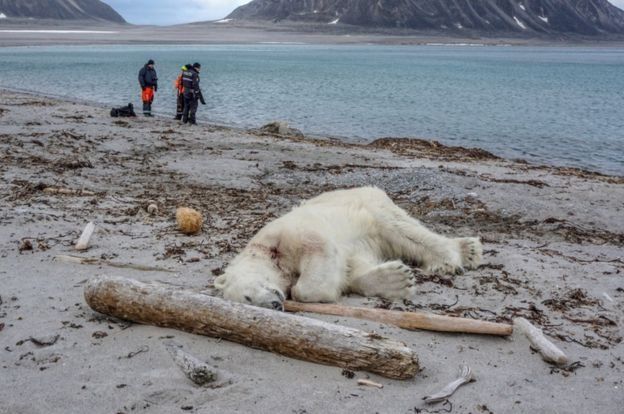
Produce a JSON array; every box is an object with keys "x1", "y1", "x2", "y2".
[
  {"x1": 92, "y1": 331, "x2": 108, "y2": 339},
  {"x1": 514, "y1": 317, "x2": 569, "y2": 366},
  {"x1": 341, "y1": 369, "x2": 355, "y2": 379},
  {"x1": 18, "y1": 239, "x2": 33, "y2": 252},
  {"x1": 119, "y1": 345, "x2": 149, "y2": 359},
  {"x1": 29, "y1": 334, "x2": 60, "y2": 347},
  {"x1": 423, "y1": 365, "x2": 474, "y2": 404},
  {"x1": 42, "y1": 187, "x2": 96, "y2": 196},
  {"x1": 259, "y1": 121, "x2": 304, "y2": 137},
  {"x1": 146, "y1": 201, "x2": 159, "y2": 215},
  {"x1": 75, "y1": 222, "x2": 95, "y2": 251},
  {"x1": 357, "y1": 378, "x2": 383, "y2": 389},
  {"x1": 55, "y1": 158, "x2": 93, "y2": 170},
  {"x1": 262, "y1": 121, "x2": 290, "y2": 135},
  {"x1": 84, "y1": 276, "x2": 419, "y2": 380},
  {"x1": 55, "y1": 254, "x2": 174, "y2": 273},
  {"x1": 284, "y1": 301, "x2": 513, "y2": 336},
  {"x1": 549, "y1": 361, "x2": 585, "y2": 376},
  {"x1": 164, "y1": 341, "x2": 227, "y2": 387},
  {"x1": 176, "y1": 207, "x2": 203, "y2": 235}
]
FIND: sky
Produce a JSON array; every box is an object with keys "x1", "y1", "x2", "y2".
[
  {"x1": 104, "y1": 0, "x2": 624, "y2": 26},
  {"x1": 103, "y1": 0, "x2": 252, "y2": 25}
]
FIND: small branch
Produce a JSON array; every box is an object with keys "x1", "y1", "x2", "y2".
[
  {"x1": 357, "y1": 378, "x2": 383, "y2": 389},
  {"x1": 55, "y1": 255, "x2": 174, "y2": 273},
  {"x1": 42, "y1": 187, "x2": 95, "y2": 196},
  {"x1": 423, "y1": 365, "x2": 474, "y2": 404},
  {"x1": 164, "y1": 341, "x2": 229, "y2": 387},
  {"x1": 75, "y1": 222, "x2": 95, "y2": 251},
  {"x1": 514, "y1": 317, "x2": 569, "y2": 366}
]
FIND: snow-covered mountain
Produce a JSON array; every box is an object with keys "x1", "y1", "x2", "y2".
[
  {"x1": 0, "y1": 0, "x2": 125, "y2": 23},
  {"x1": 227, "y1": 0, "x2": 624, "y2": 35}
]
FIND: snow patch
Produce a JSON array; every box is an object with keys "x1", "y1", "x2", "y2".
[
  {"x1": 538, "y1": 15, "x2": 549, "y2": 23},
  {"x1": 215, "y1": 18, "x2": 232, "y2": 23},
  {"x1": 519, "y1": 4, "x2": 526, "y2": 11},
  {"x1": 513, "y1": 16, "x2": 527, "y2": 29},
  {"x1": 329, "y1": 18, "x2": 339, "y2": 24}
]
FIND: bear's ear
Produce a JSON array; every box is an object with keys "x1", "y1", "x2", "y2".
[{"x1": 214, "y1": 273, "x2": 228, "y2": 289}]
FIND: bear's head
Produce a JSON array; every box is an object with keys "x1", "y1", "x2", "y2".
[{"x1": 214, "y1": 259, "x2": 287, "y2": 310}]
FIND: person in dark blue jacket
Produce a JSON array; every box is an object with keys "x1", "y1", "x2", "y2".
[
  {"x1": 181, "y1": 62, "x2": 203, "y2": 125},
  {"x1": 138, "y1": 59, "x2": 158, "y2": 117}
]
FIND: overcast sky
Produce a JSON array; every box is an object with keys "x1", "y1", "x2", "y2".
[{"x1": 104, "y1": 0, "x2": 624, "y2": 26}]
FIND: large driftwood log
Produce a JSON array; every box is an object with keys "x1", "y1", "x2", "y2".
[
  {"x1": 284, "y1": 301, "x2": 513, "y2": 336},
  {"x1": 84, "y1": 276, "x2": 419, "y2": 380}
]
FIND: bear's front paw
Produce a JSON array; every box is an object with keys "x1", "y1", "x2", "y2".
[
  {"x1": 371, "y1": 261, "x2": 416, "y2": 300},
  {"x1": 424, "y1": 261, "x2": 464, "y2": 276}
]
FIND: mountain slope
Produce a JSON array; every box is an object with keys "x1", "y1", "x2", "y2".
[
  {"x1": 0, "y1": 0, "x2": 125, "y2": 23},
  {"x1": 227, "y1": 0, "x2": 624, "y2": 35}
]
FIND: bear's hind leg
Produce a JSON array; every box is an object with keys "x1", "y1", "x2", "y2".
[{"x1": 348, "y1": 258, "x2": 415, "y2": 300}]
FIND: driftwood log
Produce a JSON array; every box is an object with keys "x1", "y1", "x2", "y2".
[
  {"x1": 84, "y1": 276, "x2": 419, "y2": 380},
  {"x1": 284, "y1": 301, "x2": 513, "y2": 336}
]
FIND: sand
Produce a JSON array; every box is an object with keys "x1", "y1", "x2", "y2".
[
  {"x1": 0, "y1": 89, "x2": 623, "y2": 413},
  {"x1": 2, "y1": 20, "x2": 623, "y2": 47}
]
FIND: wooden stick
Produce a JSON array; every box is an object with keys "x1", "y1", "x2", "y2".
[
  {"x1": 84, "y1": 276, "x2": 419, "y2": 380},
  {"x1": 514, "y1": 317, "x2": 569, "y2": 366},
  {"x1": 43, "y1": 187, "x2": 95, "y2": 196},
  {"x1": 357, "y1": 378, "x2": 384, "y2": 389},
  {"x1": 284, "y1": 301, "x2": 513, "y2": 336},
  {"x1": 75, "y1": 222, "x2": 95, "y2": 250},
  {"x1": 163, "y1": 341, "x2": 225, "y2": 387},
  {"x1": 55, "y1": 255, "x2": 175, "y2": 273}
]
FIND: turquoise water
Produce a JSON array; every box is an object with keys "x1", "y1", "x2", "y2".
[{"x1": 0, "y1": 44, "x2": 622, "y2": 175}]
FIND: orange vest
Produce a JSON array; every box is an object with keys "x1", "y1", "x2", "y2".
[{"x1": 174, "y1": 75, "x2": 184, "y2": 94}]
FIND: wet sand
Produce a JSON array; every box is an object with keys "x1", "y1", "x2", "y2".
[{"x1": 0, "y1": 89, "x2": 623, "y2": 413}]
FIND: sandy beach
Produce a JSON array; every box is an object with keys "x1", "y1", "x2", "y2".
[
  {"x1": 2, "y1": 20, "x2": 624, "y2": 47},
  {"x1": 0, "y1": 89, "x2": 623, "y2": 413}
]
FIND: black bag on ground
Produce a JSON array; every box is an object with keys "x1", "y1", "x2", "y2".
[{"x1": 110, "y1": 103, "x2": 136, "y2": 117}]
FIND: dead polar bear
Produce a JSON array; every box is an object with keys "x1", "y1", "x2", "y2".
[{"x1": 215, "y1": 186, "x2": 482, "y2": 309}]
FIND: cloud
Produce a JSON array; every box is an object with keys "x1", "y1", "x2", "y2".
[
  {"x1": 611, "y1": 0, "x2": 624, "y2": 9},
  {"x1": 103, "y1": 0, "x2": 251, "y2": 25}
]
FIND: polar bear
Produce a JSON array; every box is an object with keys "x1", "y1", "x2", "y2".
[{"x1": 215, "y1": 187, "x2": 482, "y2": 310}]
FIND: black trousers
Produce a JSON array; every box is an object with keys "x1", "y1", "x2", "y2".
[
  {"x1": 142, "y1": 101, "x2": 152, "y2": 115},
  {"x1": 175, "y1": 93, "x2": 184, "y2": 120},
  {"x1": 182, "y1": 94, "x2": 199, "y2": 124}
]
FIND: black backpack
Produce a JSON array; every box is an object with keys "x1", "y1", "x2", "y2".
[{"x1": 110, "y1": 103, "x2": 136, "y2": 117}]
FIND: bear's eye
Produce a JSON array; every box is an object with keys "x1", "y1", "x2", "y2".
[
  {"x1": 244, "y1": 295, "x2": 252, "y2": 303},
  {"x1": 271, "y1": 289, "x2": 285, "y2": 302}
]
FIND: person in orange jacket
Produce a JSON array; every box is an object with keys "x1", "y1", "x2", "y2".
[
  {"x1": 138, "y1": 59, "x2": 158, "y2": 117},
  {"x1": 173, "y1": 64, "x2": 191, "y2": 120}
]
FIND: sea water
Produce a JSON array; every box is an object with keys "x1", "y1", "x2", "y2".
[{"x1": 0, "y1": 44, "x2": 622, "y2": 175}]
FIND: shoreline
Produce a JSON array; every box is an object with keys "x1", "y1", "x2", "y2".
[
  {"x1": 1, "y1": 89, "x2": 623, "y2": 413},
  {"x1": 2, "y1": 20, "x2": 624, "y2": 48},
  {"x1": 2, "y1": 86, "x2": 621, "y2": 181}
]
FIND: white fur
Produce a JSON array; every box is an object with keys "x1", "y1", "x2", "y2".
[{"x1": 215, "y1": 187, "x2": 482, "y2": 308}]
